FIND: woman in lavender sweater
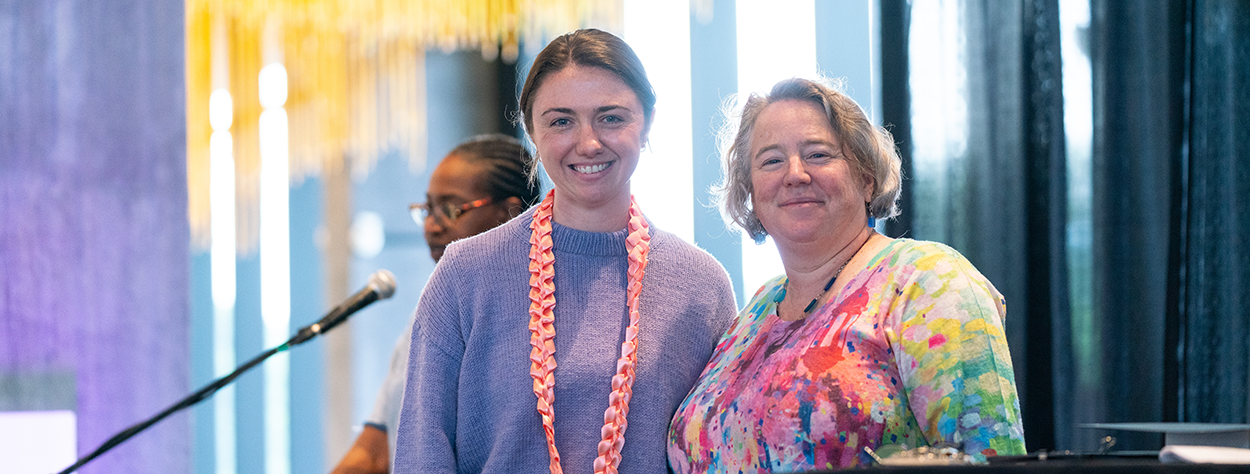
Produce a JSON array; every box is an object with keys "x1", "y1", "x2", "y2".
[{"x1": 392, "y1": 29, "x2": 737, "y2": 474}]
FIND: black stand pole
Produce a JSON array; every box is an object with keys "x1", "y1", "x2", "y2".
[
  {"x1": 58, "y1": 337, "x2": 290, "y2": 474},
  {"x1": 57, "y1": 269, "x2": 394, "y2": 473},
  {"x1": 60, "y1": 313, "x2": 359, "y2": 471}
]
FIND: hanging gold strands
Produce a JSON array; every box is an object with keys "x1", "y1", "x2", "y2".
[
  {"x1": 185, "y1": 0, "x2": 622, "y2": 251},
  {"x1": 528, "y1": 190, "x2": 651, "y2": 474}
]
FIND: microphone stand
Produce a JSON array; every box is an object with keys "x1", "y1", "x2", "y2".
[
  {"x1": 58, "y1": 341, "x2": 290, "y2": 474},
  {"x1": 57, "y1": 270, "x2": 394, "y2": 474}
]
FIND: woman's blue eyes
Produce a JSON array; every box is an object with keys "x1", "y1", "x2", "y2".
[
  {"x1": 759, "y1": 152, "x2": 836, "y2": 167},
  {"x1": 547, "y1": 115, "x2": 627, "y2": 128}
]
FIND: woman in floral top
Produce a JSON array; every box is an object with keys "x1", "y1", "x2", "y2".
[{"x1": 667, "y1": 77, "x2": 1026, "y2": 473}]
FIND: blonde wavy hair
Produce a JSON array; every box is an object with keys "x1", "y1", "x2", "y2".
[{"x1": 713, "y1": 77, "x2": 902, "y2": 241}]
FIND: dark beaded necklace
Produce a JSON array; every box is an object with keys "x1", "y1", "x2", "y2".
[{"x1": 774, "y1": 233, "x2": 871, "y2": 316}]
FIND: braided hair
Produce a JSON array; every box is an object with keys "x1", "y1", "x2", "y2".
[{"x1": 449, "y1": 133, "x2": 542, "y2": 209}]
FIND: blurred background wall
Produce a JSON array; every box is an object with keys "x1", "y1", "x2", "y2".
[{"x1": 0, "y1": 1, "x2": 189, "y2": 472}]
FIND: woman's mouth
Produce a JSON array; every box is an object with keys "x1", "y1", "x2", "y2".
[
  {"x1": 781, "y1": 197, "x2": 822, "y2": 207},
  {"x1": 571, "y1": 161, "x2": 612, "y2": 174}
]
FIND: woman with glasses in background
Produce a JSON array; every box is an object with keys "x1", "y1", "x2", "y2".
[
  {"x1": 332, "y1": 134, "x2": 540, "y2": 474},
  {"x1": 414, "y1": 135, "x2": 541, "y2": 263}
]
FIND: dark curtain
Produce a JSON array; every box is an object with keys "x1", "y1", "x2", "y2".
[
  {"x1": 1088, "y1": 0, "x2": 1188, "y2": 451},
  {"x1": 1020, "y1": 0, "x2": 1069, "y2": 452},
  {"x1": 879, "y1": 0, "x2": 1250, "y2": 453},
  {"x1": 1178, "y1": 0, "x2": 1250, "y2": 424},
  {"x1": 880, "y1": 0, "x2": 912, "y2": 239}
]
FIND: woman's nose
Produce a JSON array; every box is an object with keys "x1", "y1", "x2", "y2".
[
  {"x1": 782, "y1": 157, "x2": 811, "y2": 186},
  {"x1": 575, "y1": 124, "x2": 603, "y2": 156}
]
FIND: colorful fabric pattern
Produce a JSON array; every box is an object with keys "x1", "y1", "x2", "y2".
[{"x1": 668, "y1": 239, "x2": 1026, "y2": 473}]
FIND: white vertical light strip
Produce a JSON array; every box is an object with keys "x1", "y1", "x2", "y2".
[
  {"x1": 909, "y1": 0, "x2": 968, "y2": 159},
  {"x1": 867, "y1": 0, "x2": 885, "y2": 234},
  {"x1": 736, "y1": 0, "x2": 816, "y2": 296},
  {"x1": 258, "y1": 62, "x2": 291, "y2": 474},
  {"x1": 1059, "y1": 0, "x2": 1095, "y2": 391},
  {"x1": 208, "y1": 88, "x2": 238, "y2": 474},
  {"x1": 870, "y1": 0, "x2": 884, "y2": 126},
  {"x1": 1060, "y1": 0, "x2": 1092, "y2": 176},
  {"x1": 624, "y1": 0, "x2": 694, "y2": 242},
  {"x1": 908, "y1": 0, "x2": 967, "y2": 240}
]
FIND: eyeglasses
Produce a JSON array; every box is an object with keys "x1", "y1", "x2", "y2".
[{"x1": 409, "y1": 197, "x2": 494, "y2": 225}]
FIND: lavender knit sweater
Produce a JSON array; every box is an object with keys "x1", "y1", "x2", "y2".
[{"x1": 392, "y1": 213, "x2": 737, "y2": 474}]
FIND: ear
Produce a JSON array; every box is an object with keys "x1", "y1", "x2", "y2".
[
  {"x1": 848, "y1": 146, "x2": 874, "y2": 203},
  {"x1": 861, "y1": 173, "x2": 875, "y2": 204},
  {"x1": 501, "y1": 196, "x2": 526, "y2": 219}
]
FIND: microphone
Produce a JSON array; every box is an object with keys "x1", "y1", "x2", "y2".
[{"x1": 289, "y1": 269, "x2": 397, "y2": 346}]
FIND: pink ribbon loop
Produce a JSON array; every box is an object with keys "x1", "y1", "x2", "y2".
[{"x1": 527, "y1": 191, "x2": 651, "y2": 474}]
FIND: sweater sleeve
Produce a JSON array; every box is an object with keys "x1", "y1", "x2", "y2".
[
  {"x1": 392, "y1": 262, "x2": 467, "y2": 474},
  {"x1": 886, "y1": 244, "x2": 1027, "y2": 459}
]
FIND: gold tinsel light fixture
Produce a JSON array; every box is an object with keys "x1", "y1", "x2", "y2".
[{"x1": 186, "y1": 0, "x2": 623, "y2": 251}]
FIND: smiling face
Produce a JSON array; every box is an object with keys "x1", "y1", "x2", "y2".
[
  {"x1": 749, "y1": 99, "x2": 872, "y2": 248},
  {"x1": 529, "y1": 65, "x2": 650, "y2": 229}
]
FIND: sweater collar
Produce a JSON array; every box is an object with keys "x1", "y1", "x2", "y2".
[{"x1": 516, "y1": 213, "x2": 656, "y2": 256}]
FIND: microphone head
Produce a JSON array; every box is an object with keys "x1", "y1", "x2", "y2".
[{"x1": 368, "y1": 269, "x2": 397, "y2": 300}]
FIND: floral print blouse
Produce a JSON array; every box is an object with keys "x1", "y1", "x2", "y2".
[{"x1": 668, "y1": 239, "x2": 1026, "y2": 473}]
